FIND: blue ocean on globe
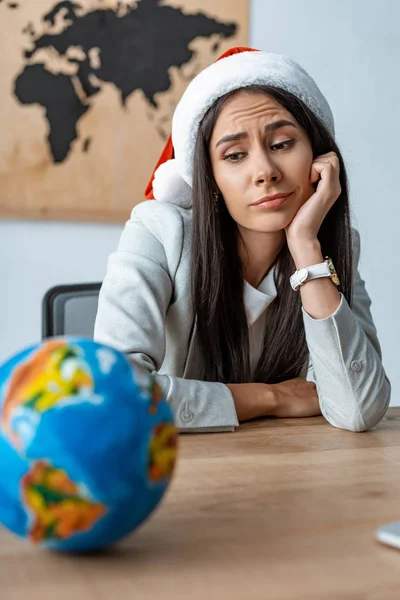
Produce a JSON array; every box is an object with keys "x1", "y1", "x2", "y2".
[{"x1": 0, "y1": 337, "x2": 177, "y2": 551}]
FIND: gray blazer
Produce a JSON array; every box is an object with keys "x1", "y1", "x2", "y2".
[{"x1": 94, "y1": 201, "x2": 391, "y2": 432}]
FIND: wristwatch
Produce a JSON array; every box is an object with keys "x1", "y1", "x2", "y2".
[{"x1": 290, "y1": 257, "x2": 340, "y2": 292}]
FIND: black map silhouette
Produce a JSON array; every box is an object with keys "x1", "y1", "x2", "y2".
[{"x1": 13, "y1": 0, "x2": 237, "y2": 163}]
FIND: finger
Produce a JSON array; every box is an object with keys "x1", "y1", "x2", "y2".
[
  {"x1": 311, "y1": 154, "x2": 339, "y2": 171},
  {"x1": 310, "y1": 161, "x2": 330, "y2": 186},
  {"x1": 318, "y1": 163, "x2": 341, "y2": 199},
  {"x1": 314, "y1": 151, "x2": 338, "y2": 162},
  {"x1": 310, "y1": 160, "x2": 339, "y2": 190},
  {"x1": 312, "y1": 158, "x2": 339, "y2": 173},
  {"x1": 310, "y1": 169, "x2": 320, "y2": 184},
  {"x1": 318, "y1": 156, "x2": 340, "y2": 170}
]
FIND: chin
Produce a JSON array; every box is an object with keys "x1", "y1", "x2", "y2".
[{"x1": 247, "y1": 214, "x2": 294, "y2": 233}]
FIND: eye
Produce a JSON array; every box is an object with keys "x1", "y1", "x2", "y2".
[
  {"x1": 271, "y1": 139, "x2": 295, "y2": 151},
  {"x1": 222, "y1": 152, "x2": 246, "y2": 163}
]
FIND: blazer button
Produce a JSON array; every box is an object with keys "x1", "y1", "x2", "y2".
[
  {"x1": 181, "y1": 407, "x2": 194, "y2": 423},
  {"x1": 351, "y1": 360, "x2": 362, "y2": 372}
]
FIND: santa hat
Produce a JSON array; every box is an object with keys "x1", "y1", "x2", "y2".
[{"x1": 145, "y1": 47, "x2": 334, "y2": 209}]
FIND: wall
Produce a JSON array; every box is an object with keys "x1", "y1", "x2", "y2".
[
  {"x1": 0, "y1": 220, "x2": 122, "y2": 358},
  {"x1": 1, "y1": 0, "x2": 399, "y2": 402}
]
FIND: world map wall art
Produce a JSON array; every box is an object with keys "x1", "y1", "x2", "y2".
[{"x1": 0, "y1": 0, "x2": 249, "y2": 222}]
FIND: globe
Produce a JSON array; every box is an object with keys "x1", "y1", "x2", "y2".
[{"x1": 0, "y1": 337, "x2": 178, "y2": 552}]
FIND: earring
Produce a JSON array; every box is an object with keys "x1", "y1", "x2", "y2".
[{"x1": 213, "y1": 191, "x2": 220, "y2": 202}]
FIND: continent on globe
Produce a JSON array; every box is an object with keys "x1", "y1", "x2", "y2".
[
  {"x1": 148, "y1": 423, "x2": 177, "y2": 482},
  {"x1": 22, "y1": 460, "x2": 106, "y2": 543},
  {"x1": 148, "y1": 380, "x2": 164, "y2": 416},
  {"x1": 132, "y1": 364, "x2": 165, "y2": 416},
  {"x1": 14, "y1": 0, "x2": 237, "y2": 163},
  {"x1": 1, "y1": 340, "x2": 93, "y2": 449}
]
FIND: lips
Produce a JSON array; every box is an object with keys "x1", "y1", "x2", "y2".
[{"x1": 251, "y1": 192, "x2": 293, "y2": 209}]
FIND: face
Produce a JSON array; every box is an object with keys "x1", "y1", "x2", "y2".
[{"x1": 209, "y1": 91, "x2": 315, "y2": 234}]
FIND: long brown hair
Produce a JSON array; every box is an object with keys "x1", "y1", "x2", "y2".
[{"x1": 191, "y1": 85, "x2": 353, "y2": 384}]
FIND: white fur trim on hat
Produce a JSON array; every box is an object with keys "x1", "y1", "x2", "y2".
[
  {"x1": 172, "y1": 51, "x2": 335, "y2": 188},
  {"x1": 152, "y1": 159, "x2": 192, "y2": 209}
]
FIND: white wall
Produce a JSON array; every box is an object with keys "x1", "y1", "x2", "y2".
[
  {"x1": 1, "y1": 0, "x2": 399, "y2": 403},
  {"x1": 0, "y1": 220, "x2": 122, "y2": 359},
  {"x1": 250, "y1": 0, "x2": 399, "y2": 404}
]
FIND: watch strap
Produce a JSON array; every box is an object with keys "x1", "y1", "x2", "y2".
[{"x1": 290, "y1": 260, "x2": 331, "y2": 291}]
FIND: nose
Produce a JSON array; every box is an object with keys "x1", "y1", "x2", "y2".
[{"x1": 253, "y1": 152, "x2": 282, "y2": 187}]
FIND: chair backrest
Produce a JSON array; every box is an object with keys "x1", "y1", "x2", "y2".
[{"x1": 42, "y1": 283, "x2": 102, "y2": 338}]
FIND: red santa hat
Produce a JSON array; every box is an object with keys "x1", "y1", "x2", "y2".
[{"x1": 145, "y1": 46, "x2": 334, "y2": 209}]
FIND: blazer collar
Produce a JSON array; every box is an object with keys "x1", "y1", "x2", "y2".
[{"x1": 244, "y1": 267, "x2": 277, "y2": 326}]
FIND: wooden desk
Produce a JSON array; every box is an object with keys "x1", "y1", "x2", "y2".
[{"x1": 1, "y1": 408, "x2": 400, "y2": 600}]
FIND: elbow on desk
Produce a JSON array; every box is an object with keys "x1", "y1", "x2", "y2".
[{"x1": 320, "y1": 376, "x2": 391, "y2": 433}]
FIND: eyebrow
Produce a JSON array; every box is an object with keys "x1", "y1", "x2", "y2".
[{"x1": 215, "y1": 119, "x2": 298, "y2": 148}]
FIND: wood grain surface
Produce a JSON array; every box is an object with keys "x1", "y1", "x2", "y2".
[{"x1": 1, "y1": 408, "x2": 400, "y2": 600}]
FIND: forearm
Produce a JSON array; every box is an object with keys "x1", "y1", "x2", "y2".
[
  {"x1": 226, "y1": 383, "x2": 277, "y2": 422},
  {"x1": 123, "y1": 353, "x2": 240, "y2": 430},
  {"x1": 303, "y1": 296, "x2": 390, "y2": 431},
  {"x1": 290, "y1": 239, "x2": 341, "y2": 319}
]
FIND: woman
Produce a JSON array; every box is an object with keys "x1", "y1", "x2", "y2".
[{"x1": 94, "y1": 47, "x2": 390, "y2": 432}]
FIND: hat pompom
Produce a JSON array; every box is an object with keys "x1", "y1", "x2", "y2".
[{"x1": 152, "y1": 159, "x2": 192, "y2": 209}]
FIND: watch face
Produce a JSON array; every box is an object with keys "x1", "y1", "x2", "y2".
[{"x1": 325, "y1": 257, "x2": 340, "y2": 287}]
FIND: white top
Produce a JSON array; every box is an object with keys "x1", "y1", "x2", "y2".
[
  {"x1": 245, "y1": 270, "x2": 315, "y2": 381},
  {"x1": 244, "y1": 269, "x2": 276, "y2": 374}
]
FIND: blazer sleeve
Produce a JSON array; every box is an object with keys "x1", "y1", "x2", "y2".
[
  {"x1": 302, "y1": 229, "x2": 391, "y2": 432},
  {"x1": 93, "y1": 206, "x2": 239, "y2": 431}
]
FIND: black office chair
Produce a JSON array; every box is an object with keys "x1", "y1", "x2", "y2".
[{"x1": 42, "y1": 283, "x2": 102, "y2": 338}]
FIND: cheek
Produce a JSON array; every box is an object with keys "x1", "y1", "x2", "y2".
[
  {"x1": 214, "y1": 165, "x2": 247, "y2": 202},
  {"x1": 291, "y1": 151, "x2": 312, "y2": 179},
  {"x1": 215, "y1": 169, "x2": 249, "y2": 222},
  {"x1": 292, "y1": 154, "x2": 314, "y2": 196}
]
